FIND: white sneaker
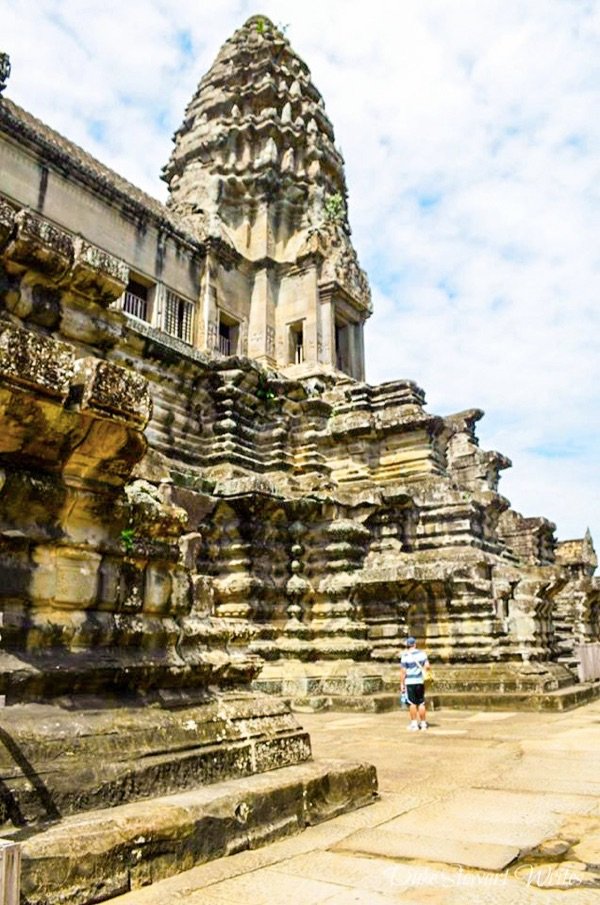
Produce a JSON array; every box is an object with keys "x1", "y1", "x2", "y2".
[
  {"x1": 407, "y1": 721, "x2": 419, "y2": 731},
  {"x1": 419, "y1": 721, "x2": 429, "y2": 730}
]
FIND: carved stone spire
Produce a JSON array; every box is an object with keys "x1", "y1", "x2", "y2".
[
  {"x1": 164, "y1": 15, "x2": 371, "y2": 378},
  {"x1": 163, "y1": 15, "x2": 351, "y2": 260}
]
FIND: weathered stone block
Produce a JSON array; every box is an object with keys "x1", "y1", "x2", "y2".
[
  {"x1": 62, "y1": 418, "x2": 147, "y2": 486},
  {"x1": 0, "y1": 322, "x2": 74, "y2": 399},
  {"x1": 18, "y1": 758, "x2": 377, "y2": 905},
  {"x1": 72, "y1": 357, "x2": 152, "y2": 427},
  {"x1": 30, "y1": 547, "x2": 101, "y2": 609},
  {"x1": 0, "y1": 196, "x2": 15, "y2": 246},
  {"x1": 60, "y1": 301, "x2": 124, "y2": 347},
  {"x1": 143, "y1": 564, "x2": 173, "y2": 612},
  {"x1": 69, "y1": 236, "x2": 129, "y2": 305},
  {"x1": 6, "y1": 208, "x2": 74, "y2": 279},
  {"x1": 10, "y1": 280, "x2": 62, "y2": 326}
]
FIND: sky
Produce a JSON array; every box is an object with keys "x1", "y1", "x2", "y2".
[{"x1": 1, "y1": 0, "x2": 599, "y2": 549}]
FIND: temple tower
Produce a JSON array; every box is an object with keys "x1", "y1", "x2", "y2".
[{"x1": 163, "y1": 15, "x2": 371, "y2": 378}]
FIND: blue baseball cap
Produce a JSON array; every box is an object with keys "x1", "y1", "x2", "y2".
[{"x1": 406, "y1": 636, "x2": 416, "y2": 646}]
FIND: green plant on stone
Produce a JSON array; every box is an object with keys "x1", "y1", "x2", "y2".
[
  {"x1": 120, "y1": 527, "x2": 136, "y2": 553},
  {"x1": 256, "y1": 373, "x2": 278, "y2": 406},
  {"x1": 255, "y1": 17, "x2": 266, "y2": 34},
  {"x1": 324, "y1": 192, "x2": 346, "y2": 223}
]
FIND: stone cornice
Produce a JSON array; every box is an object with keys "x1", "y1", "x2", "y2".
[
  {"x1": 318, "y1": 279, "x2": 372, "y2": 317},
  {"x1": 0, "y1": 98, "x2": 205, "y2": 259}
]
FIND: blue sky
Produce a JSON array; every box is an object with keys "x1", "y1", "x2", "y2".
[{"x1": 1, "y1": 0, "x2": 599, "y2": 549}]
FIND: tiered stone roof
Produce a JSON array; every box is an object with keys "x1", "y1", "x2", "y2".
[{"x1": 163, "y1": 15, "x2": 350, "y2": 241}]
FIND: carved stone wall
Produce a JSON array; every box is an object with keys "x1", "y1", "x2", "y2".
[
  {"x1": 0, "y1": 201, "x2": 337, "y2": 860},
  {"x1": 1, "y1": 195, "x2": 597, "y2": 711}
]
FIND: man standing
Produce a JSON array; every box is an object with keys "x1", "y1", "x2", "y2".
[{"x1": 400, "y1": 636, "x2": 430, "y2": 731}]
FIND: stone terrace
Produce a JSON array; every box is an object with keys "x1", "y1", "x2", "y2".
[{"x1": 111, "y1": 700, "x2": 600, "y2": 904}]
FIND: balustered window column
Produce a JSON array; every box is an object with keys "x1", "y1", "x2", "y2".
[
  {"x1": 118, "y1": 276, "x2": 155, "y2": 322},
  {"x1": 217, "y1": 312, "x2": 240, "y2": 355},
  {"x1": 288, "y1": 320, "x2": 305, "y2": 365}
]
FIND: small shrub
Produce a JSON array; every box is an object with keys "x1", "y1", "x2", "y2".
[
  {"x1": 120, "y1": 527, "x2": 136, "y2": 553},
  {"x1": 324, "y1": 192, "x2": 346, "y2": 223},
  {"x1": 256, "y1": 373, "x2": 278, "y2": 406}
]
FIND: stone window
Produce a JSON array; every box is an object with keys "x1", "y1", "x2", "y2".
[
  {"x1": 165, "y1": 291, "x2": 194, "y2": 344},
  {"x1": 289, "y1": 321, "x2": 304, "y2": 364},
  {"x1": 120, "y1": 276, "x2": 154, "y2": 322},
  {"x1": 217, "y1": 312, "x2": 240, "y2": 355},
  {"x1": 335, "y1": 321, "x2": 351, "y2": 373}
]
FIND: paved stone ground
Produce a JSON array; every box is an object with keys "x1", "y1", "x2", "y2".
[{"x1": 113, "y1": 699, "x2": 600, "y2": 904}]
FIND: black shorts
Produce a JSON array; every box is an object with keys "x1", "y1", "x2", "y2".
[{"x1": 406, "y1": 684, "x2": 425, "y2": 706}]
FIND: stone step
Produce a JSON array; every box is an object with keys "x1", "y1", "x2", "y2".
[
  {"x1": 429, "y1": 682, "x2": 600, "y2": 711},
  {"x1": 287, "y1": 682, "x2": 600, "y2": 713},
  {"x1": 288, "y1": 694, "x2": 400, "y2": 714},
  {"x1": 13, "y1": 758, "x2": 377, "y2": 905},
  {"x1": 0, "y1": 695, "x2": 313, "y2": 825}
]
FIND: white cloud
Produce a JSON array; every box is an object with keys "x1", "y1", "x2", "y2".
[{"x1": 1, "y1": 0, "x2": 598, "y2": 547}]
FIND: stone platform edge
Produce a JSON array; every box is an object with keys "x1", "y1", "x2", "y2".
[
  {"x1": 283, "y1": 680, "x2": 600, "y2": 713},
  {"x1": 18, "y1": 758, "x2": 377, "y2": 905}
]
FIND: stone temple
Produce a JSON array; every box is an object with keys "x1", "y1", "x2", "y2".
[{"x1": 0, "y1": 14, "x2": 598, "y2": 904}]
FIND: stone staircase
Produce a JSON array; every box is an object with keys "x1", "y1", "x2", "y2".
[
  {"x1": 9, "y1": 758, "x2": 375, "y2": 905},
  {"x1": 0, "y1": 694, "x2": 376, "y2": 905}
]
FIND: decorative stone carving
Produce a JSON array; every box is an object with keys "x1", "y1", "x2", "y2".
[
  {"x1": 285, "y1": 519, "x2": 313, "y2": 636},
  {"x1": 300, "y1": 222, "x2": 372, "y2": 313},
  {"x1": 0, "y1": 52, "x2": 10, "y2": 96}
]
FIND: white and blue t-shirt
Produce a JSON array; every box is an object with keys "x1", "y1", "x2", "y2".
[{"x1": 400, "y1": 648, "x2": 428, "y2": 685}]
